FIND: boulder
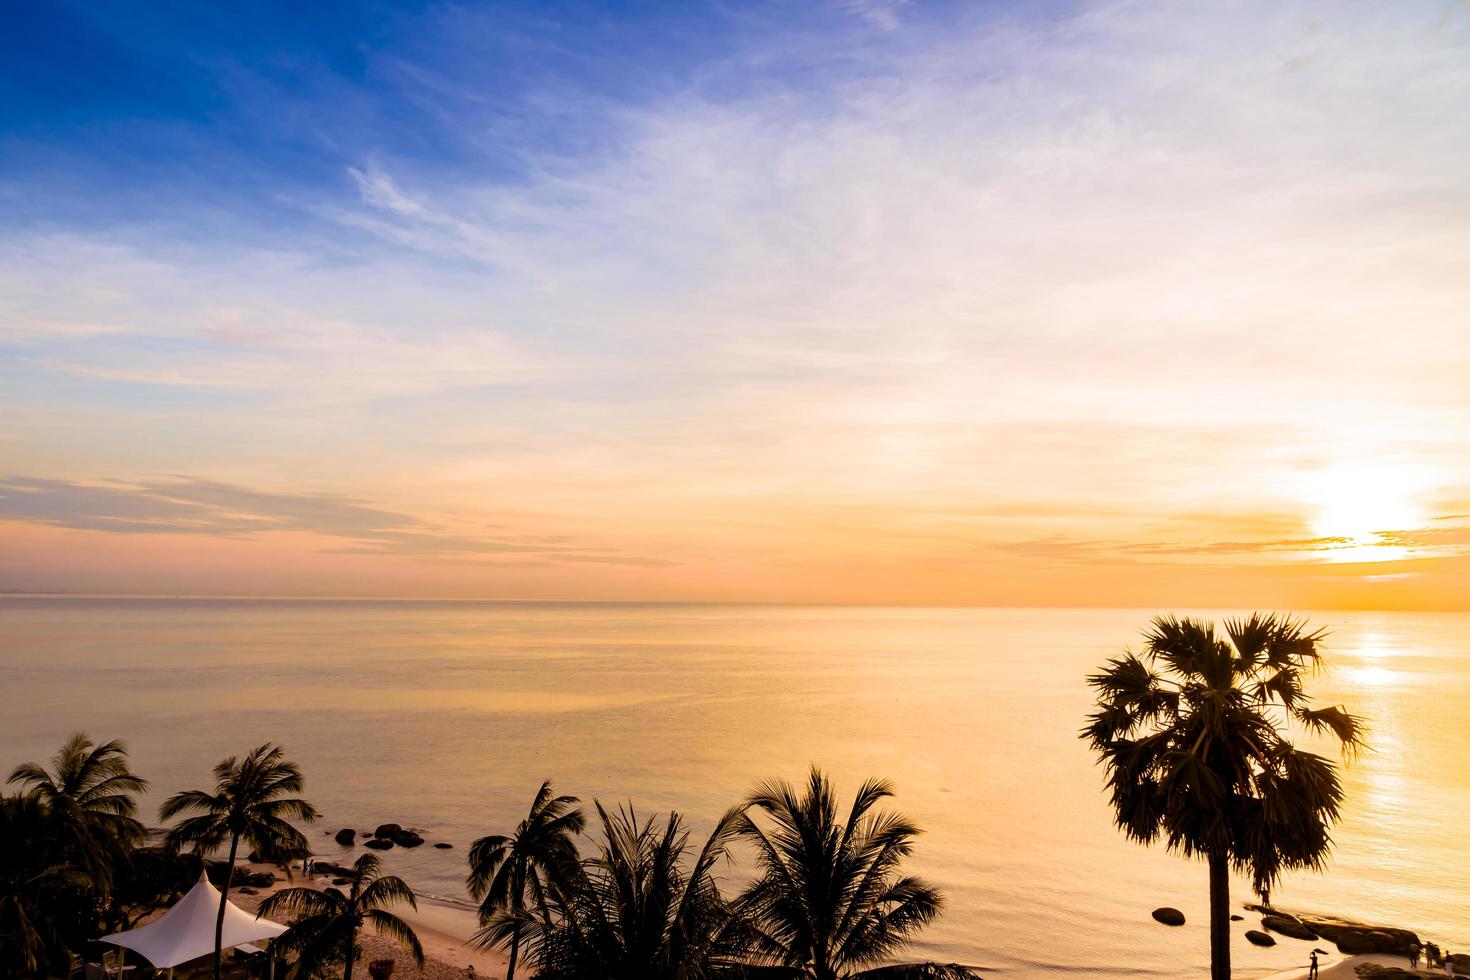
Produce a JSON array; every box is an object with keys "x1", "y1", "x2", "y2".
[
  {"x1": 1311, "y1": 923, "x2": 1417, "y2": 956},
  {"x1": 1230, "y1": 915, "x2": 1244, "y2": 922},
  {"x1": 1245, "y1": 930, "x2": 1276, "y2": 947},
  {"x1": 364, "y1": 838, "x2": 394, "y2": 850},
  {"x1": 1451, "y1": 953, "x2": 1470, "y2": 976},
  {"x1": 314, "y1": 861, "x2": 354, "y2": 877},
  {"x1": 1151, "y1": 907, "x2": 1186, "y2": 927},
  {"x1": 1294, "y1": 914, "x2": 1419, "y2": 957},
  {"x1": 373, "y1": 823, "x2": 403, "y2": 839},
  {"x1": 335, "y1": 828, "x2": 357, "y2": 846},
  {"x1": 332, "y1": 877, "x2": 351, "y2": 886},
  {"x1": 395, "y1": 831, "x2": 425, "y2": 848},
  {"x1": 1261, "y1": 913, "x2": 1318, "y2": 941},
  {"x1": 434, "y1": 842, "x2": 453, "y2": 849},
  {"x1": 239, "y1": 887, "x2": 258, "y2": 895}
]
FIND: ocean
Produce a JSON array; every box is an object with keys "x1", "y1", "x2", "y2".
[{"x1": 1, "y1": 598, "x2": 1466, "y2": 977}]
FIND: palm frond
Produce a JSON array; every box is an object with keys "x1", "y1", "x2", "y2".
[
  {"x1": 366, "y1": 909, "x2": 426, "y2": 968},
  {"x1": 259, "y1": 886, "x2": 342, "y2": 921},
  {"x1": 361, "y1": 874, "x2": 418, "y2": 912}
]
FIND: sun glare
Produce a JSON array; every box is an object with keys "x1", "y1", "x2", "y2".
[{"x1": 1305, "y1": 464, "x2": 1427, "y2": 563}]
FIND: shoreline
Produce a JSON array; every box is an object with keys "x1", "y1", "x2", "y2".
[
  {"x1": 231, "y1": 861, "x2": 1470, "y2": 980},
  {"x1": 1254, "y1": 952, "x2": 1451, "y2": 979}
]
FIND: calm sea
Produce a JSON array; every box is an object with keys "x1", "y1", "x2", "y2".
[{"x1": 1, "y1": 598, "x2": 1466, "y2": 977}]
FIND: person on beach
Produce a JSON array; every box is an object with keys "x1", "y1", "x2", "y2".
[
  {"x1": 1308, "y1": 949, "x2": 1319, "y2": 979},
  {"x1": 466, "y1": 966, "x2": 475, "y2": 980}
]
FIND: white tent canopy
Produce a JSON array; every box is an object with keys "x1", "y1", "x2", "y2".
[{"x1": 101, "y1": 871, "x2": 287, "y2": 969}]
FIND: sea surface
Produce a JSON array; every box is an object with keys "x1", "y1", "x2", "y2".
[{"x1": 1, "y1": 598, "x2": 1466, "y2": 977}]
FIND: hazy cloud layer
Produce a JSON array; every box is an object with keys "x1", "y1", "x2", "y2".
[{"x1": 0, "y1": 477, "x2": 671, "y2": 567}]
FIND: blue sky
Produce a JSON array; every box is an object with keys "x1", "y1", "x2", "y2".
[
  {"x1": 3, "y1": 1, "x2": 1470, "y2": 604},
  {"x1": 1, "y1": 1, "x2": 1047, "y2": 238}
]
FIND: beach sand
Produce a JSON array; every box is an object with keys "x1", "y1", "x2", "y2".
[
  {"x1": 232, "y1": 863, "x2": 510, "y2": 980},
  {"x1": 1255, "y1": 951, "x2": 1456, "y2": 979}
]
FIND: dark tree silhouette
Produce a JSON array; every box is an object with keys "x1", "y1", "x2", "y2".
[
  {"x1": 161, "y1": 744, "x2": 318, "y2": 980},
  {"x1": 467, "y1": 779, "x2": 585, "y2": 980},
  {"x1": 533, "y1": 801, "x2": 749, "y2": 979},
  {"x1": 738, "y1": 768, "x2": 978, "y2": 980},
  {"x1": 0, "y1": 793, "x2": 83, "y2": 976},
  {"x1": 1083, "y1": 614, "x2": 1365, "y2": 980},
  {"x1": 262, "y1": 852, "x2": 423, "y2": 980},
  {"x1": 8, "y1": 733, "x2": 148, "y2": 891}
]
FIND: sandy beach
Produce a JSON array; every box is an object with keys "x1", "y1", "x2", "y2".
[
  {"x1": 1256, "y1": 951, "x2": 1465, "y2": 980},
  {"x1": 232, "y1": 863, "x2": 509, "y2": 980}
]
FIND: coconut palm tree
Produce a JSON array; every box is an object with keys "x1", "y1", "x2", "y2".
[
  {"x1": 467, "y1": 779, "x2": 585, "y2": 980},
  {"x1": 0, "y1": 793, "x2": 82, "y2": 977},
  {"x1": 160, "y1": 744, "x2": 318, "y2": 980},
  {"x1": 737, "y1": 769, "x2": 975, "y2": 980},
  {"x1": 8, "y1": 733, "x2": 148, "y2": 890},
  {"x1": 532, "y1": 801, "x2": 750, "y2": 980},
  {"x1": 1082, "y1": 614, "x2": 1366, "y2": 980},
  {"x1": 261, "y1": 852, "x2": 423, "y2": 980}
]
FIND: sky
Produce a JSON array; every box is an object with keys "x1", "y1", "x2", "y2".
[{"x1": 2, "y1": 0, "x2": 1470, "y2": 607}]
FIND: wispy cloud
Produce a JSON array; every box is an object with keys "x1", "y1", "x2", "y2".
[
  {"x1": 835, "y1": 0, "x2": 911, "y2": 31},
  {"x1": 347, "y1": 166, "x2": 430, "y2": 218},
  {"x1": 0, "y1": 477, "x2": 673, "y2": 567}
]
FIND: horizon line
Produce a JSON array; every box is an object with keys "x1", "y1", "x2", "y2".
[{"x1": 2, "y1": 592, "x2": 1469, "y2": 615}]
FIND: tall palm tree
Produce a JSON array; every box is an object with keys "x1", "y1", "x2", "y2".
[
  {"x1": 467, "y1": 779, "x2": 585, "y2": 980},
  {"x1": 1082, "y1": 614, "x2": 1365, "y2": 980},
  {"x1": 0, "y1": 793, "x2": 82, "y2": 977},
  {"x1": 8, "y1": 733, "x2": 148, "y2": 891},
  {"x1": 160, "y1": 744, "x2": 318, "y2": 980},
  {"x1": 261, "y1": 852, "x2": 423, "y2": 980},
  {"x1": 737, "y1": 769, "x2": 975, "y2": 980},
  {"x1": 534, "y1": 802, "x2": 750, "y2": 980}
]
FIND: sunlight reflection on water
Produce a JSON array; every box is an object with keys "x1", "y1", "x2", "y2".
[{"x1": 0, "y1": 600, "x2": 1466, "y2": 979}]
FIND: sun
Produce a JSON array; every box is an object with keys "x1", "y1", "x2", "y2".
[{"x1": 1304, "y1": 463, "x2": 1426, "y2": 562}]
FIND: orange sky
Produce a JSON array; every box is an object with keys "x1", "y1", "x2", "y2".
[{"x1": 3, "y1": 3, "x2": 1469, "y2": 607}]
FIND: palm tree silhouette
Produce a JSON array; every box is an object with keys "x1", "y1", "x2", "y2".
[
  {"x1": 534, "y1": 801, "x2": 749, "y2": 979},
  {"x1": 8, "y1": 733, "x2": 148, "y2": 891},
  {"x1": 737, "y1": 768, "x2": 975, "y2": 980},
  {"x1": 261, "y1": 851, "x2": 424, "y2": 980},
  {"x1": 467, "y1": 779, "x2": 585, "y2": 980},
  {"x1": 160, "y1": 743, "x2": 318, "y2": 980},
  {"x1": 1083, "y1": 614, "x2": 1365, "y2": 980},
  {"x1": 0, "y1": 793, "x2": 83, "y2": 976}
]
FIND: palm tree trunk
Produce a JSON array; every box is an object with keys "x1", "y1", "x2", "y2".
[
  {"x1": 343, "y1": 926, "x2": 358, "y2": 980},
  {"x1": 506, "y1": 921, "x2": 520, "y2": 980},
  {"x1": 1208, "y1": 851, "x2": 1230, "y2": 980},
  {"x1": 215, "y1": 833, "x2": 240, "y2": 980}
]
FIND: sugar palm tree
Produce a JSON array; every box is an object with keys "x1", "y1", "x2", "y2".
[
  {"x1": 533, "y1": 801, "x2": 750, "y2": 979},
  {"x1": 8, "y1": 733, "x2": 148, "y2": 891},
  {"x1": 161, "y1": 744, "x2": 318, "y2": 980},
  {"x1": 467, "y1": 779, "x2": 585, "y2": 980},
  {"x1": 261, "y1": 852, "x2": 423, "y2": 980},
  {"x1": 1083, "y1": 614, "x2": 1366, "y2": 980},
  {"x1": 0, "y1": 793, "x2": 83, "y2": 977},
  {"x1": 737, "y1": 769, "x2": 976, "y2": 980}
]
